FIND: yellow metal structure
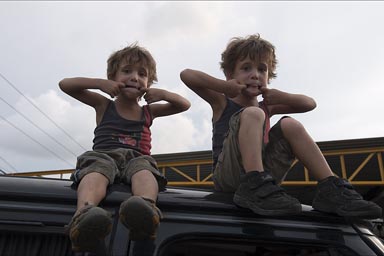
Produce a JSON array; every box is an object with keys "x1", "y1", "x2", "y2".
[{"x1": 9, "y1": 146, "x2": 384, "y2": 187}]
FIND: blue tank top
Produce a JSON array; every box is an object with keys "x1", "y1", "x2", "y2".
[
  {"x1": 93, "y1": 100, "x2": 153, "y2": 155},
  {"x1": 212, "y1": 98, "x2": 270, "y2": 170}
]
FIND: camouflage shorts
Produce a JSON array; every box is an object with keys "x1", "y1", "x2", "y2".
[
  {"x1": 213, "y1": 110, "x2": 294, "y2": 192},
  {"x1": 71, "y1": 148, "x2": 167, "y2": 191}
]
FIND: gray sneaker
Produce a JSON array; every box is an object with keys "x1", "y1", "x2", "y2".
[
  {"x1": 312, "y1": 176, "x2": 382, "y2": 218},
  {"x1": 67, "y1": 204, "x2": 112, "y2": 252},
  {"x1": 119, "y1": 196, "x2": 162, "y2": 241},
  {"x1": 233, "y1": 171, "x2": 302, "y2": 216}
]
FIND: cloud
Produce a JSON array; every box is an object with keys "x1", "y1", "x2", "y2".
[
  {"x1": 143, "y1": 2, "x2": 224, "y2": 44},
  {"x1": 1, "y1": 2, "x2": 384, "y2": 173},
  {"x1": 0, "y1": 90, "x2": 94, "y2": 172},
  {"x1": 151, "y1": 111, "x2": 211, "y2": 154}
]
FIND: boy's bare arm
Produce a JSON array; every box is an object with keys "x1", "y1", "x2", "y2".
[
  {"x1": 180, "y1": 69, "x2": 246, "y2": 112},
  {"x1": 143, "y1": 88, "x2": 191, "y2": 118},
  {"x1": 261, "y1": 87, "x2": 317, "y2": 116},
  {"x1": 59, "y1": 77, "x2": 125, "y2": 108}
]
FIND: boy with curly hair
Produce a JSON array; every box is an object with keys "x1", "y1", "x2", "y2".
[
  {"x1": 180, "y1": 34, "x2": 381, "y2": 218},
  {"x1": 60, "y1": 42, "x2": 190, "y2": 252}
]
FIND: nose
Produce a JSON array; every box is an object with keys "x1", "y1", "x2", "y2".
[
  {"x1": 129, "y1": 71, "x2": 139, "y2": 81},
  {"x1": 250, "y1": 68, "x2": 260, "y2": 80}
]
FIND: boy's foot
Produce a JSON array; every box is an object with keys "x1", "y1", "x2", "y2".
[
  {"x1": 67, "y1": 204, "x2": 112, "y2": 252},
  {"x1": 233, "y1": 171, "x2": 302, "y2": 216},
  {"x1": 119, "y1": 196, "x2": 162, "y2": 241},
  {"x1": 312, "y1": 176, "x2": 382, "y2": 219}
]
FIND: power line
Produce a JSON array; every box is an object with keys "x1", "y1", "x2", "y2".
[
  {"x1": 0, "y1": 72, "x2": 87, "y2": 151},
  {"x1": 0, "y1": 155, "x2": 18, "y2": 173},
  {"x1": 0, "y1": 115, "x2": 74, "y2": 167},
  {"x1": 0, "y1": 96, "x2": 78, "y2": 158}
]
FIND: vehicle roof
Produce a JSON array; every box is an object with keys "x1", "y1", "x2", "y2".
[{"x1": 0, "y1": 175, "x2": 371, "y2": 226}]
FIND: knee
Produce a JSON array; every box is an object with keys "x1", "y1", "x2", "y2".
[
  {"x1": 240, "y1": 107, "x2": 265, "y2": 124},
  {"x1": 132, "y1": 169, "x2": 155, "y2": 182},
  {"x1": 280, "y1": 117, "x2": 306, "y2": 136}
]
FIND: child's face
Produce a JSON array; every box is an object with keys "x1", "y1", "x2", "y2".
[
  {"x1": 114, "y1": 61, "x2": 149, "y2": 98},
  {"x1": 232, "y1": 56, "x2": 269, "y2": 97}
]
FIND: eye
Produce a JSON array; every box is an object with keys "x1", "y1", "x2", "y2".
[
  {"x1": 258, "y1": 67, "x2": 267, "y2": 73},
  {"x1": 139, "y1": 69, "x2": 148, "y2": 77},
  {"x1": 258, "y1": 64, "x2": 268, "y2": 73}
]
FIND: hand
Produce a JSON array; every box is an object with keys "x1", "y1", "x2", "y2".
[
  {"x1": 260, "y1": 87, "x2": 284, "y2": 105},
  {"x1": 99, "y1": 80, "x2": 126, "y2": 98},
  {"x1": 224, "y1": 79, "x2": 247, "y2": 98},
  {"x1": 142, "y1": 88, "x2": 166, "y2": 104}
]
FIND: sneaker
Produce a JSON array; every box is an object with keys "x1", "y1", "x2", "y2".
[
  {"x1": 233, "y1": 171, "x2": 302, "y2": 216},
  {"x1": 119, "y1": 196, "x2": 163, "y2": 241},
  {"x1": 67, "y1": 204, "x2": 112, "y2": 252},
  {"x1": 312, "y1": 176, "x2": 382, "y2": 219}
]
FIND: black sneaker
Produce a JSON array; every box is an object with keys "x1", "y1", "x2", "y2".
[
  {"x1": 312, "y1": 176, "x2": 382, "y2": 219},
  {"x1": 233, "y1": 171, "x2": 302, "y2": 216}
]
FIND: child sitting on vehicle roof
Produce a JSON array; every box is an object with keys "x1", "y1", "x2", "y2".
[
  {"x1": 59, "y1": 42, "x2": 190, "y2": 253},
  {"x1": 180, "y1": 34, "x2": 382, "y2": 219}
]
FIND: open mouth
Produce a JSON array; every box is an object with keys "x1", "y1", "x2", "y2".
[
  {"x1": 246, "y1": 84, "x2": 262, "y2": 89},
  {"x1": 124, "y1": 85, "x2": 139, "y2": 90}
]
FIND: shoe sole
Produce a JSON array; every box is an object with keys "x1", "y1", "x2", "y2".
[
  {"x1": 233, "y1": 194, "x2": 302, "y2": 216},
  {"x1": 313, "y1": 201, "x2": 382, "y2": 219},
  {"x1": 70, "y1": 207, "x2": 112, "y2": 252},
  {"x1": 119, "y1": 196, "x2": 161, "y2": 240}
]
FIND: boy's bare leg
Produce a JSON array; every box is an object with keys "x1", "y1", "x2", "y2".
[
  {"x1": 281, "y1": 117, "x2": 382, "y2": 218},
  {"x1": 76, "y1": 172, "x2": 109, "y2": 212},
  {"x1": 234, "y1": 108, "x2": 302, "y2": 215},
  {"x1": 131, "y1": 169, "x2": 159, "y2": 201},
  {"x1": 69, "y1": 172, "x2": 112, "y2": 252},
  {"x1": 280, "y1": 117, "x2": 333, "y2": 181},
  {"x1": 238, "y1": 107, "x2": 265, "y2": 173}
]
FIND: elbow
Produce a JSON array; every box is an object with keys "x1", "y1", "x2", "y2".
[
  {"x1": 180, "y1": 69, "x2": 189, "y2": 79},
  {"x1": 311, "y1": 98, "x2": 317, "y2": 110},
  {"x1": 181, "y1": 99, "x2": 192, "y2": 112},
  {"x1": 58, "y1": 78, "x2": 68, "y2": 92},
  {"x1": 307, "y1": 98, "x2": 317, "y2": 111},
  {"x1": 180, "y1": 69, "x2": 193, "y2": 84}
]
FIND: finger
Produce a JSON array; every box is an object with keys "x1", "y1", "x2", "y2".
[{"x1": 260, "y1": 86, "x2": 268, "y2": 92}]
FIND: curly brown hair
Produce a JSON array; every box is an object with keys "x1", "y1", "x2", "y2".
[
  {"x1": 220, "y1": 34, "x2": 277, "y2": 81},
  {"x1": 107, "y1": 42, "x2": 158, "y2": 86}
]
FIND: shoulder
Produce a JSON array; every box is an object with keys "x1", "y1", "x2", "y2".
[{"x1": 95, "y1": 99, "x2": 112, "y2": 125}]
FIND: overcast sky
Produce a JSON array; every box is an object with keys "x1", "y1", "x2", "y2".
[{"x1": 0, "y1": 1, "x2": 383, "y2": 173}]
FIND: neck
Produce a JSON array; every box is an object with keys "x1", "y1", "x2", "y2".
[
  {"x1": 232, "y1": 95, "x2": 259, "y2": 107},
  {"x1": 115, "y1": 97, "x2": 140, "y2": 107}
]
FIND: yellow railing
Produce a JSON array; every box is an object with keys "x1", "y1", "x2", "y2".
[
  {"x1": 283, "y1": 147, "x2": 384, "y2": 186},
  {"x1": 8, "y1": 147, "x2": 384, "y2": 187}
]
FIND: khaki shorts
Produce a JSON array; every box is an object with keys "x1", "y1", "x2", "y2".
[
  {"x1": 71, "y1": 148, "x2": 167, "y2": 191},
  {"x1": 213, "y1": 110, "x2": 294, "y2": 192}
]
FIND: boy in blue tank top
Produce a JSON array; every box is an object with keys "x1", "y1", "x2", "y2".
[
  {"x1": 59, "y1": 42, "x2": 190, "y2": 253},
  {"x1": 180, "y1": 34, "x2": 382, "y2": 218}
]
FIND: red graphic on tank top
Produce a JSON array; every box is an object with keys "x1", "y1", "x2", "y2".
[{"x1": 118, "y1": 134, "x2": 137, "y2": 146}]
